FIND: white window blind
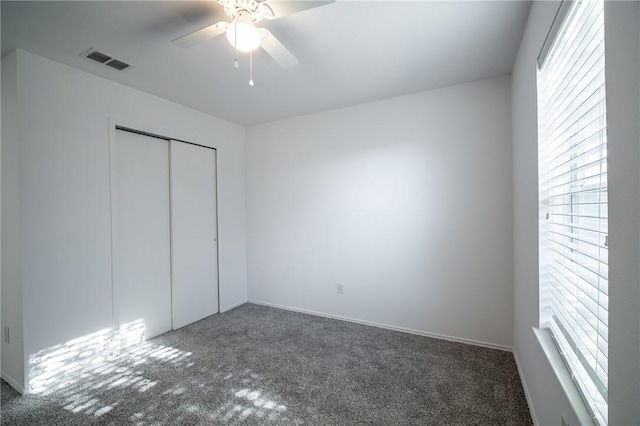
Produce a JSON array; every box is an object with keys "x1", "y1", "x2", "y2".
[{"x1": 537, "y1": 0, "x2": 608, "y2": 424}]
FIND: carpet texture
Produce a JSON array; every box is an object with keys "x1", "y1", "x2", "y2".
[{"x1": 1, "y1": 303, "x2": 532, "y2": 425}]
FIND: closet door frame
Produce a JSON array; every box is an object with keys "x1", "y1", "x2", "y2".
[{"x1": 108, "y1": 119, "x2": 221, "y2": 333}]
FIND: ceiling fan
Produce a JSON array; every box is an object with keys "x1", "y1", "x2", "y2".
[{"x1": 172, "y1": 0, "x2": 334, "y2": 85}]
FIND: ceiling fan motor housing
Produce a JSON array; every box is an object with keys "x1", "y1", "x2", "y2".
[{"x1": 219, "y1": 0, "x2": 274, "y2": 22}]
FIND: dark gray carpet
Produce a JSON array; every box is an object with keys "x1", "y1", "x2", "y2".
[{"x1": 1, "y1": 303, "x2": 532, "y2": 425}]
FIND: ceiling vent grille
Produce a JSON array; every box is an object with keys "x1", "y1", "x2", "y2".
[
  {"x1": 80, "y1": 48, "x2": 132, "y2": 71},
  {"x1": 87, "y1": 50, "x2": 111, "y2": 63},
  {"x1": 105, "y1": 59, "x2": 130, "y2": 71}
]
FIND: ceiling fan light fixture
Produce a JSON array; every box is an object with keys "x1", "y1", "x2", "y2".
[
  {"x1": 172, "y1": 0, "x2": 336, "y2": 71},
  {"x1": 226, "y1": 20, "x2": 262, "y2": 52}
]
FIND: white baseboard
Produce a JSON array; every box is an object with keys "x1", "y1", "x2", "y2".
[
  {"x1": 1, "y1": 370, "x2": 25, "y2": 395},
  {"x1": 220, "y1": 299, "x2": 248, "y2": 313},
  {"x1": 247, "y1": 299, "x2": 513, "y2": 352},
  {"x1": 513, "y1": 349, "x2": 539, "y2": 426}
]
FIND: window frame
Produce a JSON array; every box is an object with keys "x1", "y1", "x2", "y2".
[{"x1": 536, "y1": 0, "x2": 609, "y2": 424}]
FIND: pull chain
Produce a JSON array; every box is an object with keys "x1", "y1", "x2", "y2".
[
  {"x1": 249, "y1": 51, "x2": 254, "y2": 86},
  {"x1": 233, "y1": 19, "x2": 239, "y2": 69}
]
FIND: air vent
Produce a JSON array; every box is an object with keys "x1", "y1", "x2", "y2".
[
  {"x1": 87, "y1": 51, "x2": 112, "y2": 63},
  {"x1": 105, "y1": 59, "x2": 130, "y2": 71},
  {"x1": 80, "y1": 48, "x2": 133, "y2": 72}
]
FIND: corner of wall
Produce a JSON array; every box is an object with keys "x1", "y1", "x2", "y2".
[
  {"x1": 512, "y1": 348, "x2": 539, "y2": 425},
  {"x1": 1, "y1": 48, "x2": 26, "y2": 392}
]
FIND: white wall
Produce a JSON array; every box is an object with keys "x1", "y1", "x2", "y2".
[
  {"x1": 246, "y1": 76, "x2": 514, "y2": 348},
  {"x1": 604, "y1": 2, "x2": 640, "y2": 424},
  {"x1": 512, "y1": 2, "x2": 640, "y2": 425},
  {"x1": 1, "y1": 49, "x2": 248, "y2": 391},
  {"x1": 1, "y1": 50, "x2": 25, "y2": 391}
]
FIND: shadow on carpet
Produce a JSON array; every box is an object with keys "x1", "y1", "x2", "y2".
[{"x1": 0, "y1": 303, "x2": 532, "y2": 425}]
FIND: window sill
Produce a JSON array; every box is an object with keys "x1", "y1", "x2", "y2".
[{"x1": 532, "y1": 327, "x2": 596, "y2": 426}]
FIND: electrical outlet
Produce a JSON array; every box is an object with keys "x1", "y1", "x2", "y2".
[
  {"x1": 337, "y1": 282, "x2": 344, "y2": 294},
  {"x1": 4, "y1": 327, "x2": 9, "y2": 344}
]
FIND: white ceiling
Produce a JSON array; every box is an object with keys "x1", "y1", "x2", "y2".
[{"x1": 1, "y1": 1, "x2": 531, "y2": 126}]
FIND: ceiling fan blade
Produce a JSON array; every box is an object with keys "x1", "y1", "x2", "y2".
[
  {"x1": 172, "y1": 21, "x2": 228, "y2": 48},
  {"x1": 262, "y1": 0, "x2": 335, "y2": 20},
  {"x1": 260, "y1": 29, "x2": 299, "y2": 69}
]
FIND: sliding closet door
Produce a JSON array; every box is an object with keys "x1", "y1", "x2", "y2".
[
  {"x1": 113, "y1": 129, "x2": 172, "y2": 339},
  {"x1": 170, "y1": 141, "x2": 219, "y2": 329}
]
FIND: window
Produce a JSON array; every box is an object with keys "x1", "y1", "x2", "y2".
[{"x1": 537, "y1": 0, "x2": 608, "y2": 424}]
